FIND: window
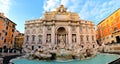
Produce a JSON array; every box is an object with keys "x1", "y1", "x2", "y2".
[
  {"x1": 32, "y1": 46, "x2": 34, "y2": 50},
  {"x1": 5, "y1": 32, "x2": 7, "y2": 35},
  {"x1": 72, "y1": 34, "x2": 76, "y2": 42},
  {"x1": 32, "y1": 35, "x2": 35, "y2": 41},
  {"x1": 111, "y1": 35, "x2": 113, "y2": 38},
  {"x1": 2, "y1": 30, "x2": 5, "y2": 33},
  {"x1": 86, "y1": 35, "x2": 89, "y2": 41},
  {"x1": 0, "y1": 33, "x2": 1, "y2": 37},
  {"x1": 12, "y1": 29, "x2": 14, "y2": 32},
  {"x1": 38, "y1": 46, "x2": 41, "y2": 48},
  {"x1": 2, "y1": 36, "x2": 4, "y2": 40},
  {"x1": 26, "y1": 35, "x2": 29, "y2": 41},
  {"x1": 12, "y1": 34, "x2": 13, "y2": 37},
  {"x1": 114, "y1": 27, "x2": 118, "y2": 31},
  {"x1": 12, "y1": 24, "x2": 15, "y2": 28},
  {"x1": 6, "y1": 26, "x2": 8, "y2": 30},
  {"x1": 38, "y1": 35, "x2": 42, "y2": 44},
  {"x1": 80, "y1": 35, "x2": 83, "y2": 41},
  {"x1": 92, "y1": 36, "x2": 94, "y2": 41}
]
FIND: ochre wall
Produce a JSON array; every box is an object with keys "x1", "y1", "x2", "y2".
[{"x1": 96, "y1": 8, "x2": 120, "y2": 44}]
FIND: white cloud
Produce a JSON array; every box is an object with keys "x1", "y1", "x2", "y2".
[
  {"x1": 43, "y1": 0, "x2": 82, "y2": 12},
  {"x1": 43, "y1": 0, "x2": 120, "y2": 24},
  {"x1": 43, "y1": 0, "x2": 60, "y2": 11},
  {"x1": 0, "y1": 0, "x2": 12, "y2": 16},
  {"x1": 60, "y1": 0, "x2": 69, "y2": 6}
]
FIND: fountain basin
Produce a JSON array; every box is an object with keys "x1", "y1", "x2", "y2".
[{"x1": 11, "y1": 53, "x2": 120, "y2": 64}]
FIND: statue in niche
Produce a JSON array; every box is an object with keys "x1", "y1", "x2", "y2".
[
  {"x1": 58, "y1": 35, "x2": 64, "y2": 43},
  {"x1": 39, "y1": 38, "x2": 42, "y2": 44},
  {"x1": 58, "y1": 35, "x2": 65, "y2": 48},
  {"x1": 47, "y1": 35, "x2": 51, "y2": 42}
]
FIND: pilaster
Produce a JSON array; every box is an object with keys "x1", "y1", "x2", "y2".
[
  {"x1": 52, "y1": 21, "x2": 55, "y2": 44},
  {"x1": 43, "y1": 21, "x2": 46, "y2": 44},
  {"x1": 76, "y1": 26, "x2": 80, "y2": 44}
]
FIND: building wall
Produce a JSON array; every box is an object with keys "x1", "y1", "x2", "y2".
[
  {"x1": 5, "y1": 20, "x2": 16, "y2": 48},
  {"x1": 0, "y1": 12, "x2": 16, "y2": 49},
  {"x1": 23, "y1": 5, "x2": 96, "y2": 52},
  {"x1": 15, "y1": 33, "x2": 24, "y2": 49},
  {"x1": 0, "y1": 15, "x2": 5, "y2": 48},
  {"x1": 96, "y1": 8, "x2": 120, "y2": 45},
  {"x1": 24, "y1": 20, "x2": 96, "y2": 52}
]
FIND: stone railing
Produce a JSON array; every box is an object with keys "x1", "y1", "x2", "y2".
[{"x1": 104, "y1": 44, "x2": 120, "y2": 52}]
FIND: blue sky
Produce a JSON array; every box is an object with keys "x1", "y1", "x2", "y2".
[{"x1": 0, "y1": 0, "x2": 120, "y2": 33}]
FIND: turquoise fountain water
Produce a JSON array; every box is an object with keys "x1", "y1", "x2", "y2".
[{"x1": 12, "y1": 54, "x2": 119, "y2": 64}]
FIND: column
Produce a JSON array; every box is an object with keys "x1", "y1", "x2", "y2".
[
  {"x1": 83, "y1": 34, "x2": 86, "y2": 45},
  {"x1": 77, "y1": 26, "x2": 80, "y2": 44},
  {"x1": 43, "y1": 24, "x2": 46, "y2": 44},
  {"x1": 52, "y1": 25, "x2": 55, "y2": 44},
  {"x1": 29, "y1": 33, "x2": 32, "y2": 44},
  {"x1": 35, "y1": 29, "x2": 38, "y2": 44},
  {"x1": 55, "y1": 34, "x2": 57, "y2": 44},
  {"x1": 65, "y1": 34, "x2": 67, "y2": 46},
  {"x1": 68, "y1": 26, "x2": 72, "y2": 48}
]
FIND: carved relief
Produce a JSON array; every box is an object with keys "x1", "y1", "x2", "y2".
[
  {"x1": 32, "y1": 29, "x2": 36, "y2": 34},
  {"x1": 47, "y1": 25, "x2": 51, "y2": 31},
  {"x1": 26, "y1": 30, "x2": 30, "y2": 34},
  {"x1": 80, "y1": 26, "x2": 82, "y2": 31},
  {"x1": 38, "y1": 35, "x2": 42, "y2": 44},
  {"x1": 56, "y1": 5, "x2": 67, "y2": 14},
  {"x1": 39, "y1": 26, "x2": 43, "y2": 33},
  {"x1": 72, "y1": 26, "x2": 76, "y2": 32}
]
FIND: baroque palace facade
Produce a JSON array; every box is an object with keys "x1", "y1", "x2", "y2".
[
  {"x1": 96, "y1": 8, "x2": 120, "y2": 45},
  {"x1": 0, "y1": 13, "x2": 16, "y2": 52},
  {"x1": 23, "y1": 5, "x2": 96, "y2": 52}
]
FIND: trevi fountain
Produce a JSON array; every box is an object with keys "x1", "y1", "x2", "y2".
[{"x1": 11, "y1": 5, "x2": 120, "y2": 64}]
